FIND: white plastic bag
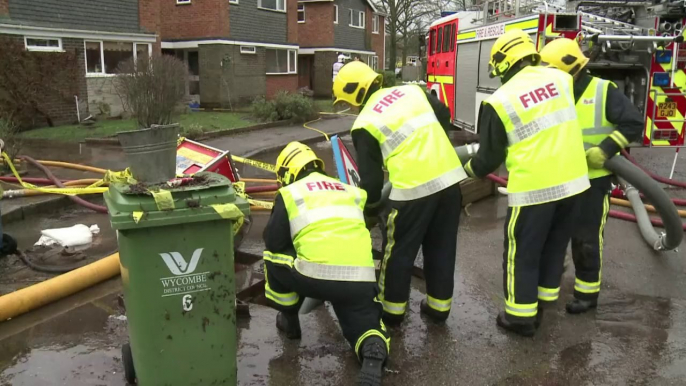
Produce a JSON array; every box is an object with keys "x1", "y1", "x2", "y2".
[{"x1": 35, "y1": 224, "x2": 97, "y2": 247}]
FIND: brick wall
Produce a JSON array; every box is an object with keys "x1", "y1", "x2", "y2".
[
  {"x1": 161, "y1": 0, "x2": 229, "y2": 41},
  {"x1": 370, "y1": 14, "x2": 384, "y2": 70},
  {"x1": 139, "y1": 0, "x2": 161, "y2": 52},
  {"x1": 0, "y1": 0, "x2": 8, "y2": 16},
  {"x1": 297, "y1": 2, "x2": 334, "y2": 47},
  {"x1": 287, "y1": 0, "x2": 298, "y2": 44},
  {"x1": 199, "y1": 44, "x2": 267, "y2": 107},
  {"x1": 266, "y1": 75, "x2": 298, "y2": 99}
]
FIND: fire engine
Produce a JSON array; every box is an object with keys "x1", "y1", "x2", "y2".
[{"x1": 427, "y1": 0, "x2": 686, "y2": 151}]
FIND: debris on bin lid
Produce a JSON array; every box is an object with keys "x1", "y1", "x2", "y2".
[{"x1": 123, "y1": 174, "x2": 213, "y2": 195}]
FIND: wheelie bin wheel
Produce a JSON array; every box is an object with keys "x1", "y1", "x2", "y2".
[{"x1": 122, "y1": 343, "x2": 136, "y2": 385}]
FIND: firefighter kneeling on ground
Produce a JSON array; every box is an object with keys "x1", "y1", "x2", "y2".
[
  {"x1": 262, "y1": 141, "x2": 390, "y2": 386},
  {"x1": 332, "y1": 61, "x2": 468, "y2": 325},
  {"x1": 463, "y1": 29, "x2": 590, "y2": 337},
  {"x1": 539, "y1": 38, "x2": 643, "y2": 314}
]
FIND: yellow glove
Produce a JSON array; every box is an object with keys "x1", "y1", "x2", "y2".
[
  {"x1": 465, "y1": 160, "x2": 476, "y2": 178},
  {"x1": 585, "y1": 146, "x2": 608, "y2": 169}
]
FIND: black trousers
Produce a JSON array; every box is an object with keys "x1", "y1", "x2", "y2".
[
  {"x1": 379, "y1": 183, "x2": 462, "y2": 317},
  {"x1": 502, "y1": 193, "x2": 582, "y2": 322},
  {"x1": 264, "y1": 261, "x2": 389, "y2": 358},
  {"x1": 571, "y1": 176, "x2": 612, "y2": 301}
]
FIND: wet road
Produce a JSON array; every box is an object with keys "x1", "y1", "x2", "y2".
[{"x1": 0, "y1": 130, "x2": 685, "y2": 385}]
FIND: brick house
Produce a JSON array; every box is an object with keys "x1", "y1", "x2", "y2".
[
  {"x1": 0, "y1": 0, "x2": 158, "y2": 124},
  {"x1": 159, "y1": 0, "x2": 301, "y2": 107},
  {"x1": 297, "y1": 0, "x2": 385, "y2": 97}
]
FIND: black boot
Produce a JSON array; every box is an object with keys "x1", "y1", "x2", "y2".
[
  {"x1": 381, "y1": 312, "x2": 404, "y2": 327},
  {"x1": 496, "y1": 312, "x2": 536, "y2": 337},
  {"x1": 566, "y1": 298, "x2": 597, "y2": 314},
  {"x1": 357, "y1": 336, "x2": 387, "y2": 386},
  {"x1": 276, "y1": 312, "x2": 301, "y2": 339},
  {"x1": 420, "y1": 299, "x2": 449, "y2": 323}
]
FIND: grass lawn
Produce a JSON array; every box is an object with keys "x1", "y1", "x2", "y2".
[{"x1": 21, "y1": 112, "x2": 256, "y2": 142}]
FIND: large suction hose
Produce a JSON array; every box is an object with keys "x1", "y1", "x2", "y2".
[
  {"x1": 454, "y1": 144, "x2": 684, "y2": 251},
  {"x1": 0, "y1": 253, "x2": 120, "y2": 321},
  {"x1": 604, "y1": 156, "x2": 683, "y2": 250},
  {"x1": 621, "y1": 149, "x2": 686, "y2": 189}
]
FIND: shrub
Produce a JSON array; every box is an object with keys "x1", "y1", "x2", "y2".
[
  {"x1": 114, "y1": 55, "x2": 187, "y2": 129},
  {"x1": 0, "y1": 116, "x2": 23, "y2": 173},
  {"x1": 182, "y1": 123, "x2": 205, "y2": 140},
  {"x1": 251, "y1": 92, "x2": 317, "y2": 123},
  {"x1": 0, "y1": 37, "x2": 80, "y2": 129},
  {"x1": 379, "y1": 71, "x2": 396, "y2": 88}
]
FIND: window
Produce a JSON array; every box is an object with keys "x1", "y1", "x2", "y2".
[
  {"x1": 436, "y1": 27, "x2": 443, "y2": 53},
  {"x1": 430, "y1": 29, "x2": 436, "y2": 55},
  {"x1": 372, "y1": 15, "x2": 379, "y2": 34},
  {"x1": 349, "y1": 9, "x2": 365, "y2": 29},
  {"x1": 258, "y1": 0, "x2": 286, "y2": 12},
  {"x1": 266, "y1": 48, "x2": 297, "y2": 74},
  {"x1": 368, "y1": 55, "x2": 379, "y2": 70},
  {"x1": 450, "y1": 23, "x2": 456, "y2": 52},
  {"x1": 334, "y1": 5, "x2": 338, "y2": 24},
  {"x1": 25, "y1": 37, "x2": 62, "y2": 52},
  {"x1": 298, "y1": 4, "x2": 305, "y2": 23},
  {"x1": 176, "y1": 0, "x2": 191, "y2": 4},
  {"x1": 229, "y1": 0, "x2": 238, "y2": 3},
  {"x1": 443, "y1": 24, "x2": 451, "y2": 53},
  {"x1": 240, "y1": 46, "x2": 257, "y2": 54},
  {"x1": 85, "y1": 41, "x2": 151, "y2": 75}
]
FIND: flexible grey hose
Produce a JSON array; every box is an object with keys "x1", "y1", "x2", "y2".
[
  {"x1": 604, "y1": 156, "x2": 683, "y2": 251},
  {"x1": 622, "y1": 181, "x2": 665, "y2": 250}
]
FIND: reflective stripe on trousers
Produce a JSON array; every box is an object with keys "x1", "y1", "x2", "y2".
[
  {"x1": 263, "y1": 251, "x2": 294, "y2": 267},
  {"x1": 288, "y1": 186, "x2": 363, "y2": 237},
  {"x1": 294, "y1": 258, "x2": 376, "y2": 282},
  {"x1": 574, "y1": 278, "x2": 600, "y2": 294},
  {"x1": 382, "y1": 299, "x2": 407, "y2": 315},
  {"x1": 372, "y1": 112, "x2": 440, "y2": 159},
  {"x1": 538, "y1": 286, "x2": 560, "y2": 302},
  {"x1": 426, "y1": 295, "x2": 452, "y2": 312},
  {"x1": 265, "y1": 287, "x2": 300, "y2": 306},
  {"x1": 389, "y1": 166, "x2": 467, "y2": 201},
  {"x1": 505, "y1": 300, "x2": 538, "y2": 318},
  {"x1": 507, "y1": 174, "x2": 590, "y2": 207}
]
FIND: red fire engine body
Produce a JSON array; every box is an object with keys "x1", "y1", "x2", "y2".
[{"x1": 427, "y1": 4, "x2": 686, "y2": 148}]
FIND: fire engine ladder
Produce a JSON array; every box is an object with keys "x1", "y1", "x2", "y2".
[{"x1": 579, "y1": 11, "x2": 645, "y2": 36}]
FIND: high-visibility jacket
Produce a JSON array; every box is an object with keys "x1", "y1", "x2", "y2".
[
  {"x1": 486, "y1": 66, "x2": 590, "y2": 207},
  {"x1": 352, "y1": 85, "x2": 467, "y2": 201},
  {"x1": 278, "y1": 173, "x2": 376, "y2": 282},
  {"x1": 576, "y1": 76, "x2": 614, "y2": 179}
]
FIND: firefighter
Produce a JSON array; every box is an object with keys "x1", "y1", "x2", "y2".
[
  {"x1": 332, "y1": 61, "x2": 467, "y2": 325},
  {"x1": 539, "y1": 38, "x2": 643, "y2": 314},
  {"x1": 262, "y1": 141, "x2": 389, "y2": 386},
  {"x1": 463, "y1": 29, "x2": 590, "y2": 336}
]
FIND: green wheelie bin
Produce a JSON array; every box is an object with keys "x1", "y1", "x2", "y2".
[{"x1": 104, "y1": 172, "x2": 249, "y2": 385}]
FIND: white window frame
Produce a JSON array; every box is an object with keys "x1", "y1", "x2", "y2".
[
  {"x1": 298, "y1": 4, "x2": 305, "y2": 23},
  {"x1": 176, "y1": 0, "x2": 191, "y2": 4},
  {"x1": 24, "y1": 36, "x2": 63, "y2": 52},
  {"x1": 229, "y1": 0, "x2": 239, "y2": 3},
  {"x1": 265, "y1": 48, "x2": 298, "y2": 75},
  {"x1": 334, "y1": 5, "x2": 339, "y2": 24},
  {"x1": 85, "y1": 40, "x2": 152, "y2": 77},
  {"x1": 240, "y1": 45, "x2": 257, "y2": 54},
  {"x1": 368, "y1": 55, "x2": 379, "y2": 70},
  {"x1": 349, "y1": 9, "x2": 365, "y2": 29},
  {"x1": 372, "y1": 15, "x2": 379, "y2": 34},
  {"x1": 257, "y1": 0, "x2": 286, "y2": 13}
]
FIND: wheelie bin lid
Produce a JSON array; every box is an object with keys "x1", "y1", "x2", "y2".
[{"x1": 104, "y1": 172, "x2": 250, "y2": 230}]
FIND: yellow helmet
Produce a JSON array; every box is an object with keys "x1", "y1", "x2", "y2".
[
  {"x1": 275, "y1": 141, "x2": 325, "y2": 186},
  {"x1": 489, "y1": 29, "x2": 540, "y2": 78},
  {"x1": 539, "y1": 38, "x2": 589, "y2": 77},
  {"x1": 332, "y1": 61, "x2": 383, "y2": 106}
]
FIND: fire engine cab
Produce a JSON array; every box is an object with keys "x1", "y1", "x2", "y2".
[{"x1": 427, "y1": 0, "x2": 686, "y2": 150}]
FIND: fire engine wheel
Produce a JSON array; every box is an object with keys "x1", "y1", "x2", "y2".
[{"x1": 122, "y1": 343, "x2": 136, "y2": 385}]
